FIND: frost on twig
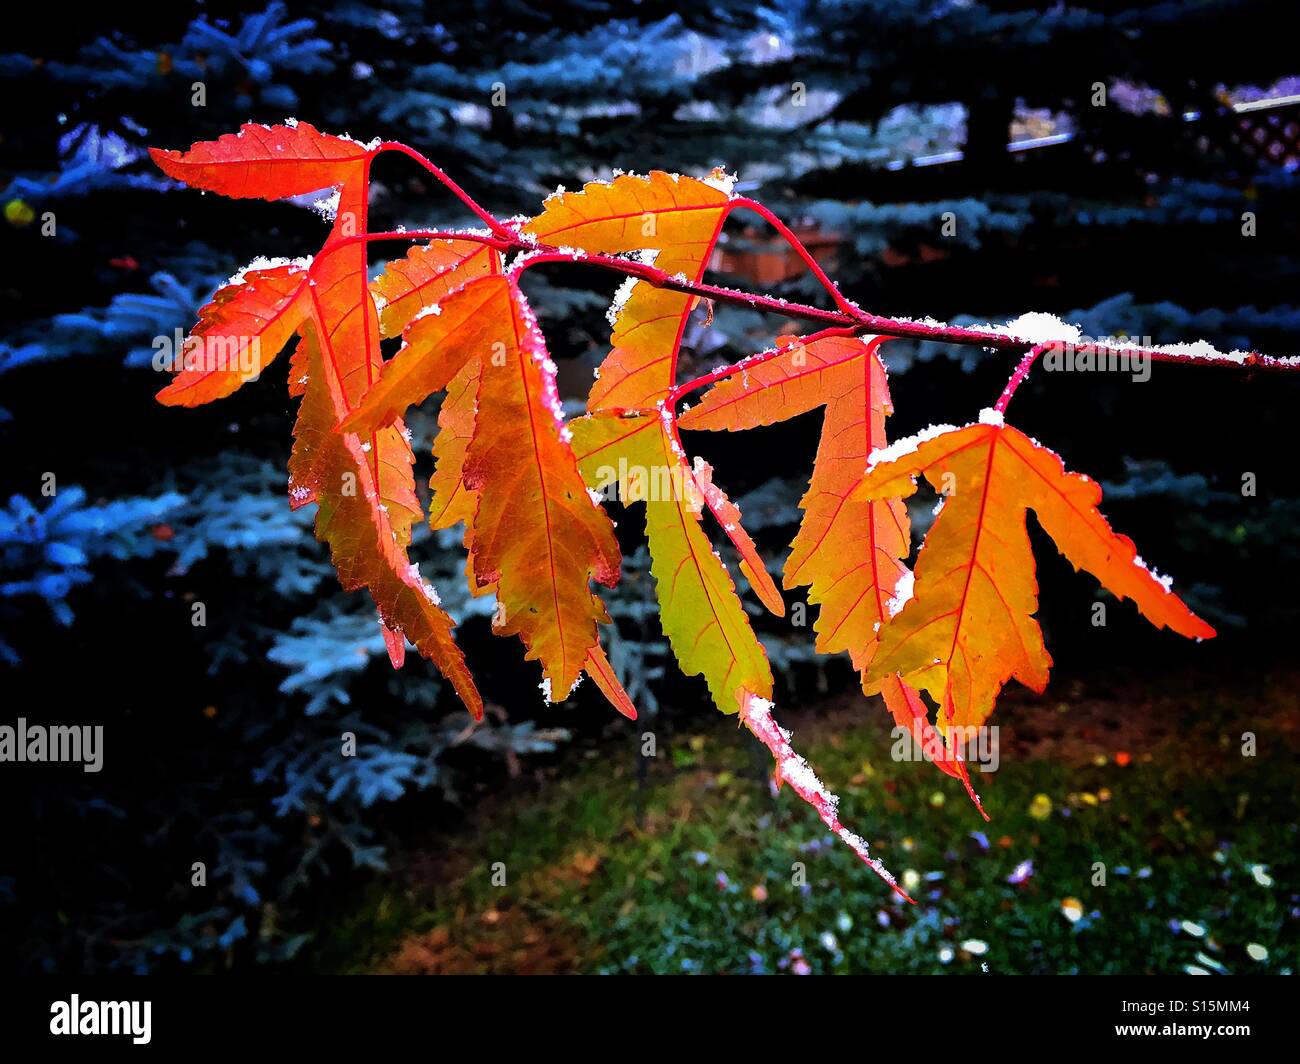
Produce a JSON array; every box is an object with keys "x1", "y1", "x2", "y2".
[{"x1": 741, "y1": 691, "x2": 913, "y2": 903}]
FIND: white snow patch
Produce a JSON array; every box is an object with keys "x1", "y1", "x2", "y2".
[
  {"x1": 702, "y1": 168, "x2": 738, "y2": 197},
  {"x1": 991, "y1": 312, "x2": 1084, "y2": 346},
  {"x1": 887, "y1": 570, "x2": 915, "y2": 617},
  {"x1": 335, "y1": 130, "x2": 384, "y2": 152},
  {"x1": 867, "y1": 422, "x2": 959, "y2": 470},
  {"x1": 606, "y1": 275, "x2": 639, "y2": 327},
  {"x1": 224, "y1": 255, "x2": 313, "y2": 289},
  {"x1": 1127, "y1": 338, "x2": 1250, "y2": 364},
  {"x1": 973, "y1": 311, "x2": 1267, "y2": 366},
  {"x1": 307, "y1": 187, "x2": 341, "y2": 222},
  {"x1": 1133, "y1": 554, "x2": 1174, "y2": 593}
]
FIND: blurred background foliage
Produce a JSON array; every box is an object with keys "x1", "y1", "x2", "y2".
[{"x1": 0, "y1": 0, "x2": 1296, "y2": 973}]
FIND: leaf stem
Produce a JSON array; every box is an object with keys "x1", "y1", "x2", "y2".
[
  {"x1": 994, "y1": 342, "x2": 1055, "y2": 415},
  {"x1": 373, "y1": 142, "x2": 515, "y2": 240},
  {"x1": 729, "y1": 197, "x2": 861, "y2": 318}
]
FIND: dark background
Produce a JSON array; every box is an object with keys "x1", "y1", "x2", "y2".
[{"x1": 1, "y1": 0, "x2": 1297, "y2": 973}]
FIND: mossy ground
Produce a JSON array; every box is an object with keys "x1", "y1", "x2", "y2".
[{"x1": 309, "y1": 669, "x2": 1298, "y2": 975}]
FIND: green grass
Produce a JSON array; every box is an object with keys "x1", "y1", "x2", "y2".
[{"x1": 310, "y1": 671, "x2": 1298, "y2": 975}]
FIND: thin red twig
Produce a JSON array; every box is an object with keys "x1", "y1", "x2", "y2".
[
  {"x1": 994, "y1": 342, "x2": 1056, "y2": 414},
  {"x1": 373, "y1": 142, "x2": 514, "y2": 240},
  {"x1": 729, "y1": 196, "x2": 861, "y2": 318}
]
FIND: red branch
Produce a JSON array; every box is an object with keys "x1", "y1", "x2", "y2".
[
  {"x1": 374, "y1": 142, "x2": 514, "y2": 240},
  {"x1": 729, "y1": 196, "x2": 859, "y2": 316},
  {"x1": 346, "y1": 139, "x2": 1300, "y2": 419}
]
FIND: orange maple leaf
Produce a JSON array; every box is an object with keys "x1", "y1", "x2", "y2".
[
  {"x1": 148, "y1": 121, "x2": 370, "y2": 200},
  {"x1": 152, "y1": 123, "x2": 477, "y2": 708},
  {"x1": 341, "y1": 274, "x2": 629, "y2": 709},
  {"x1": 288, "y1": 323, "x2": 482, "y2": 716},
  {"x1": 154, "y1": 262, "x2": 310, "y2": 406},
  {"x1": 525, "y1": 172, "x2": 784, "y2": 616},
  {"x1": 358, "y1": 259, "x2": 636, "y2": 718},
  {"x1": 372, "y1": 239, "x2": 503, "y2": 340},
  {"x1": 854, "y1": 416, "x2": 1215, "y2": 729},
  {"x1": 154, "y1": 123, "x2": 420, "y2": 539},
  {"x1": 368, "y1": 239, "x2": 504, "y2": 547}
]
